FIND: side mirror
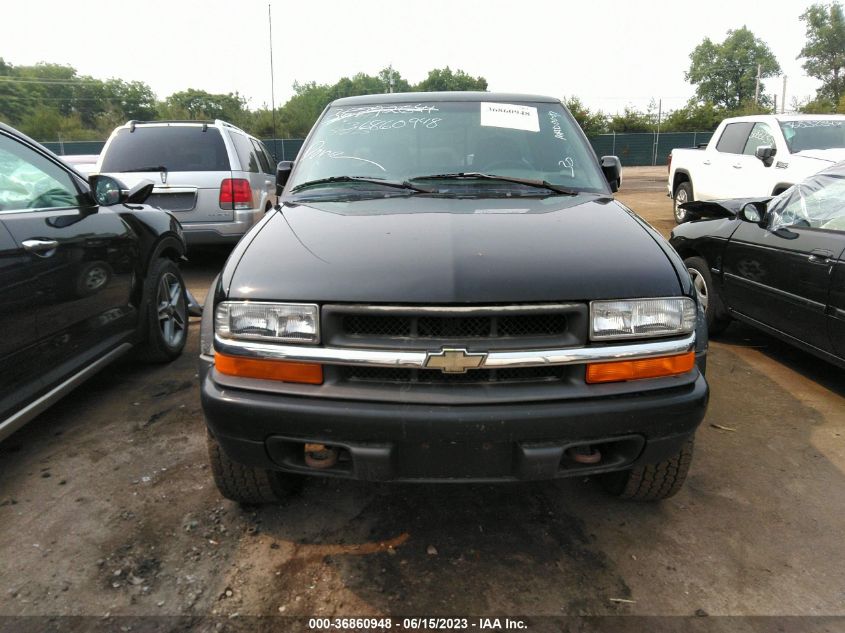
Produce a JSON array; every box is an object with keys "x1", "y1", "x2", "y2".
[
  {"x1": 600, "y1": 156, "x2": 622, "y2": 192},
  {"x1": 276, "y1": 161, "x2": 294, "y2": 195},
  {"x1": 89, "y1": 175, "x2": 154, "y2": 206},
  {"x1": 126, "y1": 180, "x2": 155, "y2": 204},
  {"x1": 754, "y1": 145, "x2": 777, "y2": 167},
  {"x1": 739, "y1": 201, "x2": 767, "y2": 225}
]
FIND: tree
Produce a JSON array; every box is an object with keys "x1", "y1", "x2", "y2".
[
  {"x1": 413, "y1": 67, "x2": 487, "y2": 92},
  {"x1": 561, "y1": 96, "x2": 607, "y2": 136},
  {"x1": 662, "y1": 101, "x2": 723, "y2": 132},
  {"x1": 608, "y1": 104, "x2": 657, "y2": 133},
  {"x1": 104, "y1": 79, "x2": 158, "y2": 121},
  {"x1": 0, "y1": 58, "x2": 29, "y2": 124},
  {"x1": 799, "y1": 2, "x2": 845, "y2": 103},
  {"x1": 276, "y1": 81, "x2": 333, "y2": 137},
  {"x1": 685, "y1": 27, "x2": 781, "y2": 109},
  {"x1": 378, "y1": 67, "x2": 411, "y2": 93},
  {"x1": 162, "y1": 89, "x2": 247, "y2": 124}
]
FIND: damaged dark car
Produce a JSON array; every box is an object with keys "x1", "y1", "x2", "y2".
[{"x1": 671, "y1": 161, "x2": 845, "y2": 368}]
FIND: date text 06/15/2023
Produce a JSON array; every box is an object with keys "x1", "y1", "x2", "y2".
[{"x1": 307, "y1": 617, "x2": 528, "y2": 630}]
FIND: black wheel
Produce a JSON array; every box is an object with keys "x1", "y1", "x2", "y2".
[
  {"x1": 206, "y1": 433, "x2": 298, "y2": 504},
  {"x1": 685, "y1": 256, "x2": 731, "y2": 335},
  {"x1": 74, "y1": 261, "x2": 112, "y2": 297},
  {"x1": 673, "y1": 181, "x2": 693, "y2": 223},
  {"x1": 136, "y1": 258, "x2": 188, "y2": 362},
  {"x1": 600, "y1": 438, "x2": 694, "y2": 501}
]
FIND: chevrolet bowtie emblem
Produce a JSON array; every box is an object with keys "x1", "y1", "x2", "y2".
[{"x1": 424, "y1": 348, "x2": 487, "y2": 374}]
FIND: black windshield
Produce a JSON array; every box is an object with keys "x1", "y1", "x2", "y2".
[
  {"x1": 101, "y1": 126, "x2": 230, "y2": 172},
  {"x1": 287, "y1": 100, "x2": 609, "y2": 197}
]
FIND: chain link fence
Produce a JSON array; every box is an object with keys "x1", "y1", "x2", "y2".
[{"x1": 44, "y1": 133, "x2": 714, "y2": 168}]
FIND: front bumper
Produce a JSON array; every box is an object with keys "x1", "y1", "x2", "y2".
[{"x1": 200, "y1": 362, "x2": 708, "y2": 482}]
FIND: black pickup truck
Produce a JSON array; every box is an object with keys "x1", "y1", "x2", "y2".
[{"x1": 198, "y1": 92, "x2": 709, "y2": 503}]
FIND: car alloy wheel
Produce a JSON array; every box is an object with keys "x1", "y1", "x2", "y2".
[
  {"x1": 688, "y1": 266, "x2": 708, "y2": 312},
  {"x1": 84, "y1": 265, "x2": 109, "y2": 291},
  {"x1": 157, "y1": 271, "x2": 187, "y2": 348},
  {"x1": 674, "y1": 188, "x2": 688, "y2": 223}
]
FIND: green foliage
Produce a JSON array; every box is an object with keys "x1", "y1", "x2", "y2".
[
  {"x1": 273, "y1": 67, "x2": 486, "y2": 137},
  {"x1": 794, "y1": 94, "x2": 845, "y2": 113},
  {"x1": 414, "y1": 67, "x2": 488, "y2": 92},
  {"x1": 276, "y1": 81, "x2": 333, "y2": 137},
  {"x1": 685, "y1": 27, "x2": 781, "y2": 109},
  {"x1": 561, "y1": 96, "x2": 608, "y2": 136},
  {"x1": 662, "y1": 101, "x2": 722, "y2": 132},
  {"x1": 608, "y1": 101, "x2": 660, "y2": 133},
  {"x1": 799, "y1": 2, "x2": 845, "y2": 103},
  {"x1": 162, "y1": 89, "x2": 248, "y2": 124},
  {"x1": 0, "y1": 59, "x2": 491, "y2": 141},
  {"x1": 0, "y1": 59, "x2": 161, "y2": 140},
  {"x1": 800, "y1": 97, "x2": 837, "y2": 113}
]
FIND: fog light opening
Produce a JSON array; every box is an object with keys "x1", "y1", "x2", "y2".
[
  {"x1": 565, "y1": 445, "x2": 602, "y2": 465},
  {"x1": 304, "y1": 443, "x2": 339, "y2": 469}
]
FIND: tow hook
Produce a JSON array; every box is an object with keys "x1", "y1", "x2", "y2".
[
  {"x1": 304, "y1": 443, "x2": 339, "y2": 469},
  {"x1": 566, "y1": 445, "x2": 602, "y2": 465}
]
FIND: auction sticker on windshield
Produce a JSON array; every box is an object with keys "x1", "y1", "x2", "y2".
[{"x1": 480, "y1": 102, "x2": 539, "y2": 132}]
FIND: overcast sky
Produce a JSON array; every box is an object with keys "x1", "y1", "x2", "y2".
[{"x1": 1, "y1": 0, "x2": 824, "y2": 116}]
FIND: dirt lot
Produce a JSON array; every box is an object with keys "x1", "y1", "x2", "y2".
[{"x1": 1, "y1": 168, "x2": 843, "y2": 627}]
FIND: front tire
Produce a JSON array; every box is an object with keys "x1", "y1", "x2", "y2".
[
  {"x1": 685, "y1": 256, "x2": 731, "y2": 335},
  {"x1": 206, "y1": 433, "x2": 298, "y2": 504},
  {"x1": 673, "y1": 181, "x2": 693, "y2": 223},
  {"x1": 600, "y1": 439, "x2": 694, "y2": 500},
  {"x1": 136, "y1": 258, "x2": 188, "y2": 363}
]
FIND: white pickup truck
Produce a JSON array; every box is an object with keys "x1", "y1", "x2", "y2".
[{"x1": 668, "y1": 114, "x2": 845, "y2": 222}]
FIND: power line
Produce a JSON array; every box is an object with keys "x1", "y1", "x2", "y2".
[{"x1": 0, "y1": 77, "x2": 112, "y2": 86}]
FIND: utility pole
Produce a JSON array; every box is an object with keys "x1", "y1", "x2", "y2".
[
  {"x1": 388, "y1": 64, "x2": 395, "y2": 93},
  {"x1": 754, "y1": 63, "x2": 762, "y2": 104},
  {"x1": 774, "y1": 95, "x2": 778, "y2": 114},
  {"x1": 652, "y1": 98, "x2": 662, "y2": 166},
  {"x1": 781, "y1": 75, "x2": 787, "y2": 114},
  {"x1": 268, "y1": 3, "x2": 278, "y2": 162}
]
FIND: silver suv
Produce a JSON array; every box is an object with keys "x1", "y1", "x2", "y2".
[{"x1": 97, "y1": 120, "x2": 277, "y2": 245}]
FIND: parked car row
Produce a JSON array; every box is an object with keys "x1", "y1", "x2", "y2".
[{"x1": 3, "y1": 95, "x2": 843, "y2": 508}]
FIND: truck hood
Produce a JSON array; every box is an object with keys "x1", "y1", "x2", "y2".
[
  {"x1": 224, "y1": 194, "x2": 682, "y2": 303},
  {"x1": 792, "y1": 148, "x2": 845, "y2": 163}
]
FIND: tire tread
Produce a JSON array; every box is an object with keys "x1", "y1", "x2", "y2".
[
  {"x1": 603, "y1": 438, "x2": 694, "y2": 501},
  {"x1": 206, "y1": 433, "x2": 289, "y2": 504}
]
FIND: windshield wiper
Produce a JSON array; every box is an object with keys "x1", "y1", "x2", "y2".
[
  {"x1": 410, "y1": 172, "x2": 579, "y2": 195},
  {"x1": 119, "y1": 165, "x2": 168, "y2": 173},
  {"x1": 290, "y1": 176, "x2": 433, "y2": 194}
]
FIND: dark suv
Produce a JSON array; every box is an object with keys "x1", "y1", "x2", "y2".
[
  {"x1": 199, "y1": 93, "x2": 709, "y2": 503},
  {"x1": 0, "y1": 123, "x2": 188, "y2": 441}
]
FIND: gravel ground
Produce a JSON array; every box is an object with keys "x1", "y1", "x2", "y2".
[{"x1": 0, "y1": 167, "x2": 843, "y2": 627}]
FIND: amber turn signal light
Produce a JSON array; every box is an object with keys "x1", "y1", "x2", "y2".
[
  {"x1": 214, "y1": 353, "x2": 323, "y2": 384},
  {"x1": 585, "y1": 351, "x2": 695, "y2": 384}
]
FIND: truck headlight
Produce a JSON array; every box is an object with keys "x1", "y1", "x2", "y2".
[
  {"x1": 215, "y1": 301, "x2": 320, "y2": 344},
  {"x1": 590, "y1": 298, "x2": 696, "y2": 341}
]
